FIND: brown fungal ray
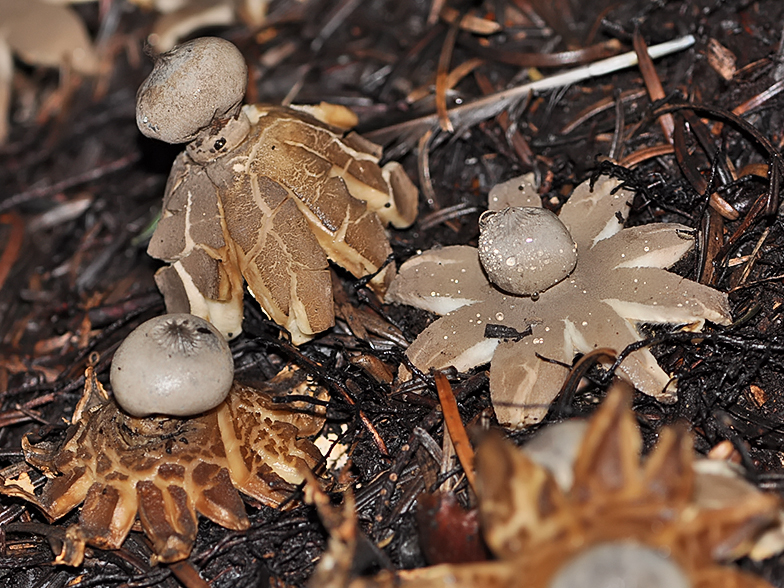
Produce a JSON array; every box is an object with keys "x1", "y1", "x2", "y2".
[
  {"x1": 147, "y1": 155, "x2": 246, "y2": 340},
  {"x1": 149, "y1": 104, "x2": 418, "y2": 344},
  {"x1": 486, "y1": 174, "x2": 542, "y2": 211},
  {"x1": 0, "y1": 362, "x2": 325, "y2": 566},
  {"x1": 307, "y1": 383, "x2": 780, "y2": 588},
  {"x1": 217, "y1": 106, "x2": 396, "y2": 282},
  {"x1": 476, "y1": 383, "x2": 780, "y2": 585}
]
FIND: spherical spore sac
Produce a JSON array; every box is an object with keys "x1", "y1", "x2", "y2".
[
  {"x1": 136, "y1": 37, "x2": 247, "y2": 144},
  {"x1": 110, "y1": 313, "x2": 234, "y2": 417},
  {"x1": 478, "y1": 206, "x2": 577, "y2": 296},
  {"x1": 549, "y1": 542, "x2": 690, "y2": 588}
]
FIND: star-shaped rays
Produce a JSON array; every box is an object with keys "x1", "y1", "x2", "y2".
[
  {"x1": 387, "y1": 175, "x2": 731, "y2": 427},
  {"x1": 0, "y1": 362, "x2": 325, "y2": 566}
]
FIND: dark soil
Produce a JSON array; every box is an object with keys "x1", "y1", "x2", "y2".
[{"x1": 4, "y1": 0, "x2": 784, "y2": 586}]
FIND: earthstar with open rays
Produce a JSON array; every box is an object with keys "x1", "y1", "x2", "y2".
[
  {"x1": 387, "y1": 174, "x2": 731, "y2": 427},
  {"x1": 0, "y1": 361, "x2": 325, "y2": 566},
  {"x1": 307, "y1": 384, "x2": 779, "y2": 588}
]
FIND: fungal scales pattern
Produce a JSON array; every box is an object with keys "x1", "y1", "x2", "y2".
[
  {"x1": 387, "y1": 174, "x2": 731, "y2": 427},
  {"x1": 0, "y1": 362, "x2": 325, "y2": 566},
  {"x1": 148, "y1": 103, "x2": 417, "y2": 344}
]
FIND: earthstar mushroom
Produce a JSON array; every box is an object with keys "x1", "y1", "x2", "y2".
[
  {"x1": 0, "y1": 360, "x2": 326, "y2": 566},
  {"x1": 307, "y1": 385, "x2": 780, "y2": 588},
  {"x1": 139, "y1": 37, "x2": 418, "y2": 344},
  {"x1": 387, "y1": 174, "x2": 731, "y2": 426},
  {"x1": 110, "y1": 313, "x2": 234, "y2": 417}
]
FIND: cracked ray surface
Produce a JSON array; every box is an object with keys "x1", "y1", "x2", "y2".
[
  {"x1": 309, "y1": 384, "x2": 780, "y2": 588},
  {"x1": 0, "y1": 362, "x2": 325, "y2": 566},
  {"x1": 387, "y1": 174, "x2": 731, "y2": 427},
  {"x1": 149, "y1": 103, "x2": 418, "y2": 345}
]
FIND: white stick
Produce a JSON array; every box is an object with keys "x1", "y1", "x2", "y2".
[
  {"x1": 367, "y1": 35, "x2": 696, "y2": 143},
  {"x1": 537, "y1": 35, "x2": 696, "y2": 87}
]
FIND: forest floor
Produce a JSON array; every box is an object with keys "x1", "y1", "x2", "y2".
[{"x1": 4, "y1": 0, "x2": 784, "y2": 586}]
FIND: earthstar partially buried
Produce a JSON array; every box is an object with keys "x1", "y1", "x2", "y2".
[
  {"x1": 308, "y1": 385, "x2": 779, "y2": 588},
  {"x1": 138, "y1": 37, "x2": 418, "y2": 344}
]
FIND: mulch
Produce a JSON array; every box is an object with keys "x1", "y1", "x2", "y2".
[{"x1": 4, "y1": 0, "x2": 784, "y2": 586}]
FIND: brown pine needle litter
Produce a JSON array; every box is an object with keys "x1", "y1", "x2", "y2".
[{"x1": 3, "y1": 1, "x2": 784, "y2": 587}]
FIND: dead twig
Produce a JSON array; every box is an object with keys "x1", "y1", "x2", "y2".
[
  {"x1": 618, "y1": 143, "x2": 674, "y2": 168},
  {"x1": 435, "y1": 20, "x2": 460, "y2": 132},
  {"x1": 0, "y1": 212, "x2": 24, "y2": 293},
  {"x1": 433, "y1": 371, "x2": 477, "y2": 495},
  {"x1": 475, "y1": 70, "x2": 534, "y2": 166},
  {"x1": 560, "y1": 88, "x2": 646, "y2": 135},
  {"x1": 1, "y1": 153, "x2": 139, "y2": 213},
  {"x1": 168, "y1": 560, "x2": 211, "y2": 588},
  {"x1": 633, "y1": 30, "x2": 674, "y2": 143},
  {"x1": 366, "y1": 36, "x2": 695, "y2": 152},
  {"x1": 439, "y1": 6, "x2": 501, "y2": 35},
  {"x1": 459, "y1": 35, "x2": 622, "y2": 68}
]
